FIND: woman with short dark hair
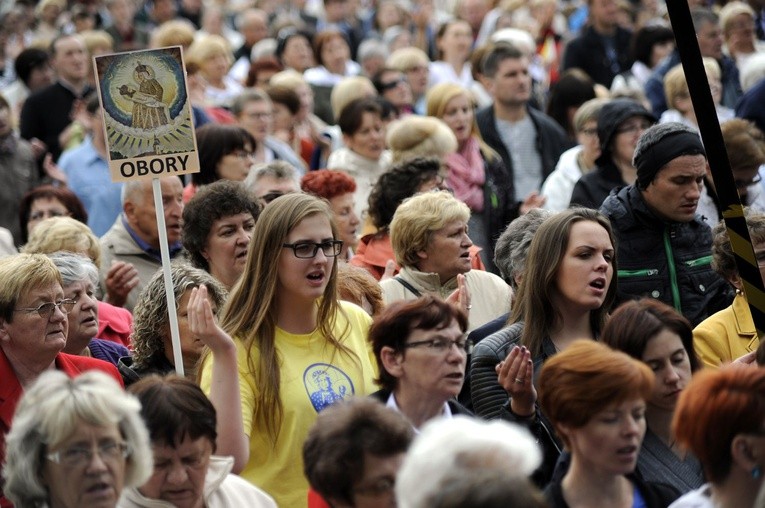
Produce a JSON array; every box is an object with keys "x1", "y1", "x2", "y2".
[
  {"x1": 602, "y1": 299, "x2": 704, "y2": 494},
  {"x1": 185, "y1": 124, "x2": 257, "y2": 202},
  {"x1": 121, "y1": 375, "x2": 277, "y2": 507},
  {"x1": 327, "y1": 97, "x2": 392, "y2": 220},
  {"x1": 182, "y1": 180, "x2": 260, "y2": 289},
  {"x1": 370, "y1": 294, "x2": 471, "y2": 428}
]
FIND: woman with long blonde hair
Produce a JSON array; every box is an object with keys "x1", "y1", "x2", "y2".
[
  {"x1": 199, "y1": 193, "x2": 378, "y2": 508},
  {"x1": 426, "y1": 82, "x2": 513, "y2": 272}
]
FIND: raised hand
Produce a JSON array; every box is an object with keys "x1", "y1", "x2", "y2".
[
  {"x1": 187, "y1": 285, "x2": 235, "y2": 354},
  {"x1": 496, "y1": 345, "x2": 536, "y2": 417}
]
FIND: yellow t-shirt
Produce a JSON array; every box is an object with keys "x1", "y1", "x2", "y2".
[{"x1": 200, "y1": 301, "x2": 377, "y2": 508}]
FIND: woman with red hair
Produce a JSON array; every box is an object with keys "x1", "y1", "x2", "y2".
[
  {"x1": 539, "y1": 340, "x2": 679, "y2": 507},
  {"x1": 301, "y1": 169, "x2": 360, "y2": 261},
  {"x1": 670, "y1": 367, "x2": 765, "y2": 508}
]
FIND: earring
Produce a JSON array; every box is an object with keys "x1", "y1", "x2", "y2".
[{"x1": 752, "y1": 466, "x2": 762, "y2": 479}]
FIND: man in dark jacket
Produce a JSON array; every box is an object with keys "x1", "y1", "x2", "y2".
[
  {"x1": 476, "y1": 42, "x2": 569, "y2": 216},
  {"x1": 561, "y1": 0, "x2": 633, "y2": 87},
  {"x1": 600, "y1": 122, "x2": 733, "y2": 327}
]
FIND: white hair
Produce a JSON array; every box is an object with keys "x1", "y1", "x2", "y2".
[
  {"x1": 395, "y1": 416, "x2": 542, "y2": 508},
  {"x1": 740, "y1": 53, "x2": 765, "y2": 92},
  {"x1": 3, "y1": 370, "x2": 153, "y2": 507},
  {"x1": 491, "y1": 28, "x2": 536, "y2": 56}
]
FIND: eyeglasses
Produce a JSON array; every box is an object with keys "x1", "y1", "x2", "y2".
[
  {"x1": 403, "y1": 337, "x2": 473, "y2": 354},
  {"x1": 283, "y1": 240, "x2": 344, "y2": 258},
  {"x1": 230, "y1": 150, "x2": 256, "y2": 159},
  {"x1": 29, "y1": 209, "x2": 69, "y2": 222},
  {"x1": 615, "y1": 120, "x2": 652, "y2": 136},
  {"x1": 580, "y1": 127, "x2": 598, "y2": 137},
  {"x1": 354, "y1": 477, "x2": 395, "y2": 497},
  {"x1": 14, "y1": 299, "x2": 76, "y2": 319},
  {"x1": 735, "y1": 173, "x2": 762, "y2": 189},
  {"x1": 379, "y1": 77, "x2": 407, "y2": 91},
  {"x1": 47, "y1": 440, "x2": 130, "y2": 467}
]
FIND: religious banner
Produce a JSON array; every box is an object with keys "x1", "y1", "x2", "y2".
[{"x1": 94, "y1": 46, "x2": 199, "y2": 182}]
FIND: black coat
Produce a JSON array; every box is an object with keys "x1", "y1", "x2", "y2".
[
  {"x1": 476, "y1": 105, "x2": 569, "y2": 210},
  {"x1": 470, "y1": 322, "x2": 563, "y2": 487},
  {"x1": 544, "y1": 473, "x2": 679, "y2": 508},
  {"x1": 600, "y1": 185, "x2": 733, "y2": 327},
  {"x1": 561, "y1": 25, "x2": 633, "y2": 87},
  {"x1": 570, "y1": 159, "x2": 626, "y2": 210}
]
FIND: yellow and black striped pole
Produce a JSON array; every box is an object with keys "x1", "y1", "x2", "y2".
[{"x1": 666, "y1": 1, "x2": 765, "y2": 337}]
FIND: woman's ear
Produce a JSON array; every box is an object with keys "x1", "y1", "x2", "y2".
[
  {"x1": 380, "y1": 346, "x2": 404, "y2": 378},
  {"x1": 731, "y1": 434, "x2": 762, "y2": 475}
]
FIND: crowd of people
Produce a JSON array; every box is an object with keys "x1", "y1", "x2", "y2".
[{"x1": 3, "y1": 0, "x2": 765, "y2": 506}]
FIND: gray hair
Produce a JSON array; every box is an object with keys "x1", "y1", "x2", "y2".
[
  {"x1": 395, "y1": 416, "x2": 542, "y2": 508},
  {"x1": 244, "y1": 160, "x2": 300, "y2": 190},
  {"x1": 493, "y1": 209, "x2": 553, "y2": 288},
  {"x1": 633, "y1": 121, "x2": 702, "y2": 168},
  {"x1": 3, "y1": 370, "x2": 153, "y2": 507},
  {"x1": 231, "y1": 87, "x2": 272, "y2": 117},
  {"x1": 131, "y1": 262, "x2": 227, "y2": 369},
  {"x1": 357, "y1": 38, "x2": 389, "y2": 62},
  {"x1": 691, "y1": 7, "x2": 719, "y2": 31},
  {"x1": 47, "y1": 251, "x2": 99, "y2": 288},
  {"x1": 121, "y1": 179, "x2": 148, "y2": 207}
]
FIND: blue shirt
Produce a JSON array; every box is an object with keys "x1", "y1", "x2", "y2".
[{"x1": 58, "y1": 137, "x2": 123, "y2": 237}]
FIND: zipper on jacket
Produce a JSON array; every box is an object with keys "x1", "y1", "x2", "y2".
[
  {"x1": 664, "y1": 228, "x2": 682, "y2": 313},
  {"x1": 618, "y1": 268, "x2": 659, "y2": 277},
  {"x1": 684, "y1": 255, "x2": 712, "y2": 268}
]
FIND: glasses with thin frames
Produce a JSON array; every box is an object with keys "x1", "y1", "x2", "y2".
[
  {"x1": 47, "y1": 441, "x2": 130, "y2": 467},
  {"x1": 403, "y1": 336, "x2": 473, "y2": 354},
  {"x1": 14, "y1": 299, "x2": 76, "y2": 319},
  {"x1": 283, "y1": 240, "x2": 344, "y2": 258}
]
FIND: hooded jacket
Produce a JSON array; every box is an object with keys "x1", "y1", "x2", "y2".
[{"x1": 570, "y1": 99, "x2": 656, "y2": 210}]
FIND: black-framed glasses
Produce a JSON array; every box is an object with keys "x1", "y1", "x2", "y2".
[
  {"x1": 47, "y1": 441, "x2": 130, "y2": 467},
  {"x1": 403, "y1": 337, "x2": 473, "y2": 354},
  {"x1": 283, "y1": 240, "x2": 344, "y2": 258},
  {"x1": 615, "y1": 120, "x2": 652, "y2": 135},
  {"x1": 735, "y1": 173, "x2": 762, "y2": 189},
  {"x1": 14, "y1": 299, "x2": 76, "y2": 319}
]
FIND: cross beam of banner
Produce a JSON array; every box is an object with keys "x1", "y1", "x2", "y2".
[{"x1": 666, "y1": 2, "x2": 765, "y2": 339}]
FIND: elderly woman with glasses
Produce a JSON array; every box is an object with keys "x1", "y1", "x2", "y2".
[
  {"x1": 0, "y1": 253, "x2": 124, "y2": 506},
  {"x1": 3, "y1": 370, "x2": 152, "y2": 508},
  {"x1": 198, "y1": 193, "x2": 378, "y2": 507},
  {"x1": 370, "y1": 295, "x2": 472, "y2": 429}
]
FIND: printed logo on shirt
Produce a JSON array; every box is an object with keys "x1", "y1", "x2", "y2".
[{"x1": 304, "y1": 363, "x2": 355, "y2": 412}]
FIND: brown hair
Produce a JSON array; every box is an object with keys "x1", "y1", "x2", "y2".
[{"x1": 369, "y1": 295, "x2": 467, "y2": 392}]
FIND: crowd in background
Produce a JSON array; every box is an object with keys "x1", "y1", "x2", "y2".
[{"x1": 3, "y1": 0, "x2": 765, "y2": 506}]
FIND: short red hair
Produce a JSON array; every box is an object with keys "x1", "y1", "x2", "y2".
[
  {"x1": 301, "y1": 169, "x2": 357, "y2": 200},
  {"x1": 538, "y1": 340, "x2": 654, "y2": 447},
  {"x1": 672, "y1": 367, "x2": 765, "y2": 483}
]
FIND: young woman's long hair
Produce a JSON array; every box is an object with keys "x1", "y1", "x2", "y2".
[
  {"x1": 510, "y1": 208, "x2": 618, "y2": 357},
  {"x1": 216, "y1": 193, "x2": 354, "y2": 443}
]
